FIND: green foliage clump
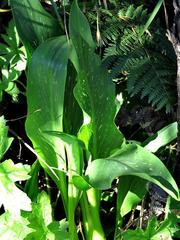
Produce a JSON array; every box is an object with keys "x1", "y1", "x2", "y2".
[
  {"x1": 102, "y1": 4, "x2": 176, "y2": 112},
  {"x1": 0, "y1": 20, "x2": 26, "y2": 101}
]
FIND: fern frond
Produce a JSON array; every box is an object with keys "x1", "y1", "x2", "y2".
[
  {"x1": 102, "y1": 5, "x2": 176, "y2": 112},
  {"x1": 118, "y1": 4, "x2": 148, "y2": 24},
  {"x1": 126, "y1": 53, "x2": 176, "y2": 112}
]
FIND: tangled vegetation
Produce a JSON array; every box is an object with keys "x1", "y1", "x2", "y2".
[{"x1": 0, "y1": 0, "x2": 179, "y2": 239}]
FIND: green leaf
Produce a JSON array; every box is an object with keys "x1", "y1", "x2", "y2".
[
  {"x1": 1, "y1": 20, "x2": 20, "y2": 49},
  {"x1": 25, "y1": 191, "x2": 52, "y2": 239},
  {"x1": 5, "y1": 81, "x2": 20, "y2": 102},
  {"x1": 10, "y1": 0, "x2": 61, "y2": 52},
  {"x1": 115, "y1": 176, "x2": 147, "y2": 238},
  {"x1": 141, "y1": 0, "x2": 163, "y2": 36},
  {"x1": 69, "y1": 0, "x2": 124, "y2": 158},
  {"x1": 44, "y1": 130, "x2": 85, "y2": 222},
  {"x1": 25, "y1": 36, "x2": 72, "y2": 213},
  {"x1": 118, "y1": 176, "x2": 147, "y2": 217},
  {"x1": 0, "y1": 20, "x2": 26, "y2": 102},
  {"x1": 69, "y1": 0, "x2": 95, "y2": 49},
  {"x1": 0, "y1": 212, "x2": 33, "y2": 240},
  {"x1": 166, "y1": 212, "x2": 180, "y2": 238},
  {"x1": 86, "y1": 143, "x2": 179, "y2": 200},
  {"x1": 25, "y1": 192, "x2": 70, "y2": 240},
  {"x1": 48, "y1": 220, "x2": 70, "y2": 240},
  {"x1": 143, "y1": 122, "x2": 177, "y2": 153},
  {"x1": 0, "y1": 66, "x2": 21, "y2": 102},
  {"x1": 123, "y1": 229, "x2": 147, "y2": 240},
  {"x1": 26, "y1": 36, "x2": 71, "y2": 165},
  {"x1": 63, "y1": 61, "x2": 83, "y2": 135},
  {"x1": 123, "y1": 217, "x2": 174, "y2": 240},
  {"x1": 72, "y1": 175, "x2": 92, "y2": 190},
  {"x1": 24, "y1": 160, "x2": 41, "y2": 201},
  {"x1": 44, "y1": 131, "x2": 84, "y2": 175},
  {"x1": 0, "y1": 159, "x2": 31, "y2": 215},
  {"x1": 0, "y1": 116, "x2": 13, "y2": 161},
  {"x1": 0, "y1": 43, "x2": 10, "y2": 55}
]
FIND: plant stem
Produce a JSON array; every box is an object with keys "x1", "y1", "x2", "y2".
[
  {"x1": 68, "y1": 180, "x2": 79, "y2": 240},
  {"x1": 80, "y1": 192, "x2": 93, "y2": 240},
  {"x1": 80, "y1": 189, "x2": 105, "y2": 240},
  {"x1": 56, "y1": 171, "x2": 68, "y2": 216},
  {"x1": 87, "y1": 188, "x2": 105, "y2": 240},
  {"x1": 141, "y1": 0, "x2": 163, "y2": 36},
  {"x1": 114, "y1": 181, "x2": 123, "y2": 240}
]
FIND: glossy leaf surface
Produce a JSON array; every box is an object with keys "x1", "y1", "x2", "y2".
[
  {"x1": 143, "y1": 122, "x2": 177, "y2": 152},
  {"x1": 25, "y1": 36, "x2": 72, "y2": 213},
  {"x1": 26, "y1": 36, "x2": 71, "y2": 169},
  {"x1": 118, "y1": 176, "x2": 147, "y2": 217},
  {"x1": 69, "y1": 0, "x2": 124, "y2": 158},
  {"x1": 86, "y1": 144, "x2": 179, "y2": 200},
  {"x1": 44, "y1": 131, "x2": 84, "y2": 208},
  {"x1": 44, "y1": 131, "x2": 84, "y2": 176},
  {"x1": 10, "y1": 0, "x2": 61, "y2": 51}
]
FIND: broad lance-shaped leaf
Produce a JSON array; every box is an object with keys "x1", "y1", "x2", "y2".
[
  {"x1": 10, "y1": 0, "x2": 61, "y2": 52},
  {"x1": 0, "y1": 116, "x2": 13, "y2": 161},
  {"x1": 26, "y1": 36, "x2": 71, "y2": 161},
  {"x1": 25, "y1": 36, "x2": 72, "y2": 213},
  {"x1": 86, "y1": 144, "x2": 179, "y2": 200},
  {"x1": 44, "y1": 131, "x2": 84, "y2": 177},
  {"x1": 69, "y1": 0, "x2": 124, "y2": 158},
  {"x1": 115, "y1": 176, "x2": 147, "y2": 238},
  {"x1": 117, "y1": 176, "x2": 147, "y2": 217},
  {"x1": 0, "y1": 212, "x2": 33, "y2": 240},
  {"x1": 63, "y1": 61, "x2": 83, "y2": 135},
  {"x1": 43, "y1": 132, "x2": 85, "y2": 240},
  {"x1": 143, "y1": 122, "x2": 177, "y2": 153},
  {"x1": 25, "y1": 192, "x2": 70, "y2": 240},
  {"x1": 44, "y1": 131, "x2": 85, "y2": 206},
  {"x1": 0, "y1": 159, "x2": 31, "y2": 215}
]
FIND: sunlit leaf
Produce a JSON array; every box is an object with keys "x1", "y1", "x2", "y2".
[
  {"x1": 24, "y1": 160, "x2": 40, "y2": 201},
  {"x1": 0, "y1": 116, "x2": 13, "y2": 161},
  {"x1": 44, "y1": 131, "x2": 84, "y2": 214},
  {"x1": 143, "y1": 122, "x2": 177, "y2": 153},
  {"x1": 25, "y1": 192, "x2": 70, "y2": 240},
  {"x1": 118, "y1": 176, "x2": 147, "y2": 217},
  {"x1": 48, "y1": 220, "x2": 70, "y2": 240},
  {"x1": 1, "y1": 20, "x2": 20, "y2": 49},
  {"x1": 0, "y1": 212, "x2": 33, "y2": 240},
  {"x1": 25, "y1": 36, "x2": 72, "y2": 213},
  {"x1": 0, "y1": 159, "x2": 31, "y2": 216},
  {"x1": 123, "y1": 217, "x2": 174, "y2": 240},
  {"x1": 69, "y1": 0, "x2": 124, "y2": 158},
  {"x1": 86, "y1": 144, "x2": 179, "y2": 200},
  {"x1": 0, "y1": 20, "x2": 26, "y2": 102},
  {"x1": 72, "y1": 175, "x2": 92, "y2": 190}
]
